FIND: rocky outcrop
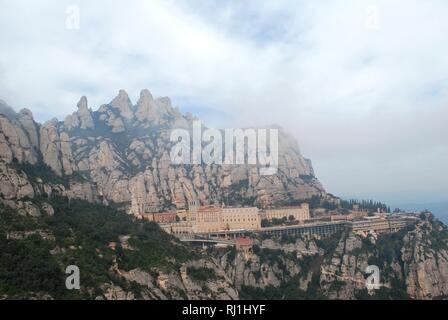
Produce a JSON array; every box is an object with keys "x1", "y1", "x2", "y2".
[
  {"x1": 97, "y1": 104, "x2": 126, "y2": 133},
  {"x1": 100, "y1": 283, "x2": 135, "y2": 300},
  {"x1": 39, "y1": 119, "x2": 63, "y2": 175},
  {"x1": 102, "y1": 258, "x2": 238, "y2": 300},
  {"x1": 135, "y1": 89, "x2": 155, "y2": 123},
  {"x1": 110, "y1": 89, "x2": 134, "y2": 120},
  {"x1": 76, "y1": 96, "x2": 95, "y2": 130},
  {"x1": 64, "y1": 96, "x2": 94, "y2": 130},
  {"x1": 134, "y1": 90, "x2": 179, "y2": 126},
  {"x1": 402, "y1": 217, "x2": 448, "y2": 299},
  {"x1": 40, "y1": 120, "x2": 78, "y2": 176},
  {"x1": 218, "y1": 237, "x2": 322, "y2": 291},
  {"x1": 0, "y1": 161, "x2": 34, "y2": 199},
  {"x1": 181, "y1": 259, "x2": 239, "y2": 300},
  {"x1": 1, "y1": 89, "x2": 325, "y2": 215},
  {"x1": 0, "y1": 110, "x2": 38, "y2": 165},
  {"x1": 63, "y1": 114, "x2": 80, "y2": 131},
  {"x1": 319, "y1": 233, "x2": 370, "y2": 300},
  {"x1": 18, "y1": 108, "x2": 39, "y2": 148},
  {"x1": 214, "y1": 218, "x2": 448, "y2": 300}
]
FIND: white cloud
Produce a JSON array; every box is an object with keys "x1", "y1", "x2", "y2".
[{"x1": 0, "y1": 0, "x2": 447, "y2": 203}]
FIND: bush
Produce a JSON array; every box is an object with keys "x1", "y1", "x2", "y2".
[
  {"x1": 187, "y1": 267, "x2": 218, "y2": 282},
  {"x1": 0, "y1": 196, "x2": 197, "y2": 299}
]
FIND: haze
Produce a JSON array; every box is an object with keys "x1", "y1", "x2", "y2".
[{"x1": 0, "y1": 0, "x2": 447, "y2": 204}]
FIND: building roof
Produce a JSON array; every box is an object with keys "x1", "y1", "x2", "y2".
[
  {"x1": 198, "y1": 205, "x2": 220, "y2": 212},
  {"x1": 235, "y1": 237, "x2": 252, "y2": 246},
  {"x1": 153, "y1": 211, "x2": 176, "y2": 215}
]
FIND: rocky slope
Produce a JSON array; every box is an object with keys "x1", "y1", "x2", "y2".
[
  {"x1": 2, "y1": 92, "x2": 447, "y2": 300},
  {"x1": 3, "y1": 194, "x2": 447, "y2": 300},
  {"x1": 0, "y1": 197, "x2": 238, "y2": 300},
  {"x1": 212, "y1": 214, "x2": 448, "y2": 300},
  {"x1": 0, "y1": 91, "x2": 324, "y2": 216}
]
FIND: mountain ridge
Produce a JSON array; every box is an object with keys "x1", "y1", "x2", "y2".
[
  {"x1": 1, "y1": 90, "x2": 448, "y2": 300},
  {"x1": 0, "y1": 89, "x2": 325, "y2": 216}
]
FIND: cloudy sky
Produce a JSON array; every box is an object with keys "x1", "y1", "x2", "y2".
[{"x1": 0, "y1": 0, "x2": 447, "y2": 205}]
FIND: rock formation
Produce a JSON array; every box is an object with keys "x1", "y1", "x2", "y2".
[
  {"x1": 1, "y1": 91, "x2": 447, "y2": 300},
  {"x1": 110, "y1": 89, "x2": 134, "y2": 120},
  {"x1": 215, "y1": 216, "x2": 448, "y2": 300},
  {"x1": 0, "y1": 89, "x2": 325, "y2": 215}
]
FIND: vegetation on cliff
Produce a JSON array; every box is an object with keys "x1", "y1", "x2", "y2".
[
  {"x1": 213, "y1": 217, "x2": 448, "y2": 300},
  {"x1": 1, "y1": 190, "x2": 447, "y2": 300},
  {"x1": 0, "y1": 197, "x2": 195, "y2": 299}
]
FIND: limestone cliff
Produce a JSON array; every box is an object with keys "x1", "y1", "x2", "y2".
[
  {"x1": 4, "y1": 91, "x2": 447, "y2": 300},
  {"x1": 213, "y1": 215, "x2": 448, "y2": 300},
  {"x1": 0, "y1": 90, "x2": 324, "y2": 215}
]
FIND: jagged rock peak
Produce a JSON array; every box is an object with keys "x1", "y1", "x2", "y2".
[
  {"x1": 77, "y1": 96, "x2": 88, "y2": 110},
  {"x1": 155, "y1": 97, "x2": 175, "y2": 119},
  {"x1": 110, "y1": 89, "x2": 134, "y2": 119},
  {"x1": 44, "y1": 117, "x2": 59, "y2": 126},
  {"x1": 76, "y1": 96, "x2": 94, "y2": 130},
  {"x1": 135, "y1": 89, "x2": 155, "y2": 122},
  {"x1": 139, "y1": 89, "x2": 153, "y2": 101},
  {"x1": 0, "y1": 99, "x2": 17, "y2": 119},
  {"x1": 135, "y1": 89, "x2": 176, "y2": 124},
  {"x1": 0, "y1": 89, "x2": 326, "y2": 212},
  {"x1": 18, "y1": 108, "x2": 39, "y2": 148},
  {"x1": 157, "y1": 96, "x2": 171, "y2": 104},
  {"x1": 19, "y1": 108, "x2": 34, "y2": 119}
]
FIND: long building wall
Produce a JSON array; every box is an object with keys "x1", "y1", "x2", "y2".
[
  {"x1": 350, "y1": 217, "x2": 412, "y2": 234},
  {"x1": 165, "y1": 204, "x2": 310, "y2": 234},
  {"x1": 254, "y1": 221, "x2": 348, "y2": 237},
  {"x1": 222, "y1": 207, "x2": 261, "y2": 230},
  {"x1": 163, "y1": 215, "x2": 414, "y2": 239},
  {"x1": 260, "y1": 203, "x2": 310, "y2": 221},
  {"x1": 189, "y1": 206, "x2": 222, "y2": 233},
  {"x1": 142, "y1": 211, "x2": 177, "y2": 223},
  {"x1": 186, "y1": 206, "x2": 261, "y2": 233}
]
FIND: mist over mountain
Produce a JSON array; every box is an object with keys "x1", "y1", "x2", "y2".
[
  {"x1": 1, "y1": 89, "x2": 448, "y2": 300},
  {"x1": 0, "y1": 89, "x2": 324, "y2": 216}
]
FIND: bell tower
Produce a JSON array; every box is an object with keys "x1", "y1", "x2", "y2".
[{"x1": 188, "y1": 199, "x2": 200, "y2": 213}]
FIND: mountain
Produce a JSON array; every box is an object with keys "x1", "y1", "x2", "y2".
[
  {"x1": 1, "y1": 90, "x2": 448, "y2": 300},
  {"x1": 0, "y1": 89, "x2": 324, "y2": 217}
]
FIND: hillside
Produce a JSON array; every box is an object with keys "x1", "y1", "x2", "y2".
[
  {"x1": 1, "y1": 92, "x2": 448, "y2": 300},
  {"x1": 0, "y1": 196, "x2": 238, "y2": 299},
  {"x1": 212, "y1": 213, "x2": 448, "y2": 300},
  {"x1": 1, "y1": 197, "x2": 447, "y2": 300}
]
